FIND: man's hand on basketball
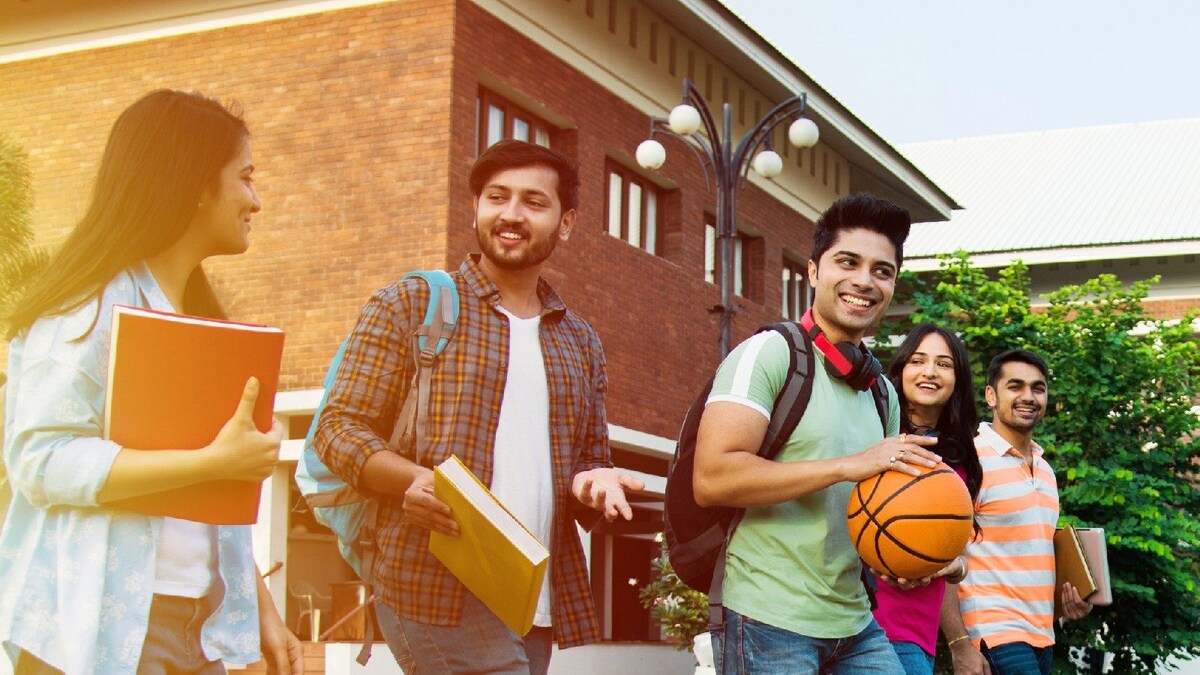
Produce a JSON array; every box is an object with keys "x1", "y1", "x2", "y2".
[
  {"x1": 573, "y1": 468, "x2": 646, "y2": 521},
  {"x1": 852, "y1": 434, "x2": 940, "y2": 480},
  {"x1": 1060, "y1": 582, "x2": 1093, "y2": 620},
  {"x1": 402, "y1": 469, "x2": 459, "y2": 536}
]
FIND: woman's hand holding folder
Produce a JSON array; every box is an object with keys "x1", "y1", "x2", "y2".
[{"x1": 206, "y1": 377, "x2": 285, "y2": 482}]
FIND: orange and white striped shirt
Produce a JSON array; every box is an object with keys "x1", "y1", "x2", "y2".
[{"x1": 957, "y1": 422, "x2": 1060, "y2": 649}]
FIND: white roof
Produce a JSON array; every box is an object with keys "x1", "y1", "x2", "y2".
[{"x1": 899, "y1": 119, "x2": 1200, "y2": 265}]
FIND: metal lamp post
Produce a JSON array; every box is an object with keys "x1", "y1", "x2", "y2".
[{"x1": 636, "y1": 78, "x2": 819, "y2": 358}]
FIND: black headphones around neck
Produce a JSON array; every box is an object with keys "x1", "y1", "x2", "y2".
[{"x1": 799, "y1": 309, "x2": 882, "y2": 391}]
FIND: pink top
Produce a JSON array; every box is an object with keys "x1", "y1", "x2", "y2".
[{"x1": 871, "y1": 463, "x2": 969, "y2": 655}]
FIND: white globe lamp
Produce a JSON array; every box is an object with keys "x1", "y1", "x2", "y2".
[
  {"x1": 636, "y1": 139, "x2": 667, "y2": 170},
  {"x1": 667, "y1": 104, "x2": 703, "y2": 136},
  {"x1": 751, "y1": 150, "x2": 783, "y2": 178},
  {"x1": 788, "y1": 117, "x2": 819, "y2": 148}
]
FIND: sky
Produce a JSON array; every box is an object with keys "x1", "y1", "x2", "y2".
[{"x1": 719, "y1": 1, "x2": 1200, "y2": 144}]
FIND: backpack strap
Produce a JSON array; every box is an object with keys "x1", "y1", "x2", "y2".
[
  {"x1": 356, "y1": 270, "x2": 459, "y2": 666},
  {"x1": 870, "y1": 376, "x2": 890, "y2": 435},
  {"x1": 351, "y1": 499, "x2": 380, "y2": 664},
  {"x1": 394, "y1": 270, "x2": 459, "y2": 453},
  {"x1": 707, "y1": 322, "x2": 816, "y2": 630},
  {"x1": 758, "y1": 322, "x2": 818, "y2": 462}
]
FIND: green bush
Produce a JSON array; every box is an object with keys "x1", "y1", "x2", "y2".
[{"x1": 638, "y1": 533, "x2": 709, "y2": 651}]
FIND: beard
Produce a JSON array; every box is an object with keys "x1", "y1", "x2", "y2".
[{"x1": 476, "y1": 221, "x2": 561, "y2": 271}]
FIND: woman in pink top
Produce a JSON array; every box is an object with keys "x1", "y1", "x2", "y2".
[{"x1": 872, "y1": 323, "x2": 983, "y2": 674}]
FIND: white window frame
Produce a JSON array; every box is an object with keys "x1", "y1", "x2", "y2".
[
  {"x1": 782, "y1": 257, "x2": 812, "y2": 320},
  {"x1": 705, "y1": 217, "x2": 749, "y2": 297},
  {"x1": 605, "y1": 162, "x2": 659, "y2": 255},
  {"x1": 477, "y1": 89, "x2": 554, "y2": 153}
]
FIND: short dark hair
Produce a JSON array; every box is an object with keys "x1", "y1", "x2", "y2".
[
  {"x1": 811, "y1": 192, "x2": 911, "y2": 269},
  {"x1": 987, "y1": 349, "x2": 1049, "y2": 388},
  {"x1": 469, "y1": 140, "x2": 580, "y2": 211}
]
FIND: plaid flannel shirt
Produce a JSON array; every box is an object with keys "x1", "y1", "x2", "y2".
[{"x1": 315, "y1": 255, "x2": 610, "y2": 647}]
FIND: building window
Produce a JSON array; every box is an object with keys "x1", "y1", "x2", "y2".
[
  {"x1": 606, "y1": 163, "x2": 659, "y2": 254},
  {"x1": 478, "y1": 89, "x2": 554, "y2": 154},
  {"x1": 588, "y1": 494, "x2": 664, "y2": 643},
  {"x1": 590, "y1": 532, "x2": 659, "y2": 642},
  {"x1": 705, "y1": 217, "x2": 750, "y2": 297},
  {"x1": 782, "y1": 257, "x2": 812, "y2": 320}
]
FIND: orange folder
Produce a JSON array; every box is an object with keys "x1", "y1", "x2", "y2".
[{"x1": 103, "y1": 305, "x2": 285, "y2": 525}]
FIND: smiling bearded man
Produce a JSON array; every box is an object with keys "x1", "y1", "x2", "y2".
[
  {"x1": 316, "y1": 140, "x2": 644, "y2": 674},
  {"x1": 941, "y1": 349, "x2": 1093, "y2": 675}
]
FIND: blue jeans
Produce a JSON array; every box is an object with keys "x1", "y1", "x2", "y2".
[
  {"x1": 891, "y1": 641, "x2": 933, "y2": 675},
  {"x1": 15, "y1": 595, "x2": 225, "y2": 675},
  {"x1": 375, "y1": 592, "x2": 553, "y2": 674},
  {"x1": 712, "y1": 609, "x2": 902, "y2": 674},
  {"x1": 137, "y1": 595, "x2": 227, "y2": 674},
  {"x1": 980, "y1": 640, "x2": 1053, "y2": 675}
]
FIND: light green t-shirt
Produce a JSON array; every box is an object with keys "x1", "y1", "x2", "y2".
[{"x1": 706, "y1": 330, "x2": 900, "y2": 638}]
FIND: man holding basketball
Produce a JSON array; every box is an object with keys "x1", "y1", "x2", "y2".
[
  {"x1": 693, "y1": 193, "x2": 942, "y2": 674},
  {"x1": 942, "y1": 349, "x2": 1092, "y2": 675}
]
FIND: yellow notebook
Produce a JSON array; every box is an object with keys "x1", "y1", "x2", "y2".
[{"x1": 429, "y1": 455, "x2": 550, "y2": 636}]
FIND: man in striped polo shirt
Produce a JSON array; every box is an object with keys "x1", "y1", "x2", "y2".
[{"x1": 942, "y1": 349, "x2": 1092, "y2": 674}]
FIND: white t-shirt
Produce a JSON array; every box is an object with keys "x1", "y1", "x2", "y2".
[
  {"x1": 151, "y1": 289, "x2": 217, "y2": 599},
  {"x1": 153, "y1": 518, "x2": 215, "y2": 598},
  {"x1": 490, "y1": 307, "x2": 554, "y2": 627}
]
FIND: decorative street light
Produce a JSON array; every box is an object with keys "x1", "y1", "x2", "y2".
[{"x1": 637, "y1": 79, "x2": 819, "y2": 358}]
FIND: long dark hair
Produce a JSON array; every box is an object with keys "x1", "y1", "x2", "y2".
[
  {"x1": 6, "y1": 89, "x2": 248, "y2": 338},
  {"x1": 887, "y1": 323, "x2": 983, "y2": 503}
]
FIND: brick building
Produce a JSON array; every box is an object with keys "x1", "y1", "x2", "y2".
[{"x1": 0, "y1": 0, "x2": 953, "y2": 668}]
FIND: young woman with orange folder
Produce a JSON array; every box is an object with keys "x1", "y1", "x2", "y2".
[{"x1": 0, "y1": 90, "x2": 301, "y2": 674}]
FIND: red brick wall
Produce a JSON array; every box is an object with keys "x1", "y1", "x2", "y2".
[
  {"x1": 1, "y1": 0, "x2": 815, "y2": 441},
  {"x1": 447, "y1": 1, "x2": 813, "y2": 438},
  {"x1": 1143, "y1": 298, "x2": 1200, "y2": 320},
  {"x1": 0, "y1": 1, "x2": 458, "y2": 389}
]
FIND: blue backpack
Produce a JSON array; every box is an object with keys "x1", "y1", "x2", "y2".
[{"x1": 294, "y1": 270, "x2": 458, "y2": 662}]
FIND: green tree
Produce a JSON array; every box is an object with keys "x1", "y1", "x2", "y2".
[
  {"x1": 887, "y1": 252, "x2": 1200, "y2": 674},
  {"x1": 878, "y1": 251, "x2": 1038, "y2": 392},
  {"x1": 0, "y1": 133, "x2": 47, "y2": 328}
]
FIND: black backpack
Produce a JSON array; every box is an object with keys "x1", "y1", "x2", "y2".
[{"x1": 663, "y1": 321, "x2": 890, "y2": 626}]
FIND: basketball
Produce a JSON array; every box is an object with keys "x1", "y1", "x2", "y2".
[{"x1": 847, "y1": 461, "x2": 973, "y2": 580}]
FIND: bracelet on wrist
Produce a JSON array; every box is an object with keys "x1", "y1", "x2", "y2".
[{"x1": 947, "y1": 634, "x2": 971, "y2": 648}]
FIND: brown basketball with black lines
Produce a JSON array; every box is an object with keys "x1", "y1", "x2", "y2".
[{"x1": 847, "y1": 461, "x2": 973, "y2": 580}]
